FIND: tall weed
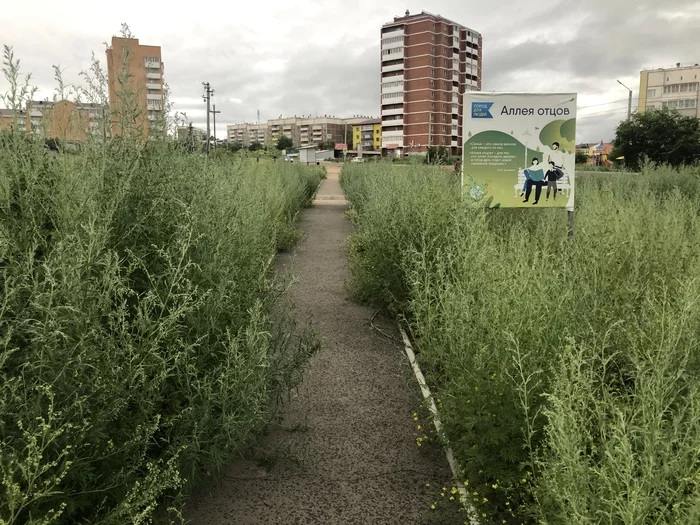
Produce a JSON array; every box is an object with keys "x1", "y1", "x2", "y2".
[
  {"x1": 0, "y1": 130, "x2": 322, "y2": 522},
  {"x1": 343, "y1": 163, "x2": 700, "y2": 524}
]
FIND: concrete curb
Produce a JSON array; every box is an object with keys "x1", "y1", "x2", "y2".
[{"x1": 398, "y1": 325, "x2": 479, "y2": 525}]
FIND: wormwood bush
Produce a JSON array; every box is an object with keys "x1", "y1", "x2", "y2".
[
  {"x1": 0, "y1": 130, "x2": 322, "y2": 523},
  {"x1": 341, "y1": 164, "x2": 459, "y2": 313},
  {"x1": 343, "y1": 164, "x2": 700, "y2": 524}
]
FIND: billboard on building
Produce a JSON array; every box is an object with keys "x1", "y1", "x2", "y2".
[{"x1": 461, "y1": 93, "x2": 577, "y2": 211}]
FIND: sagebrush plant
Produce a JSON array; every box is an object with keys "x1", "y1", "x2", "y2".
[
  {"x1": 0, "y1": 46, "x2": 322, "y2": 523},
  {"x1": 342, "y1": 163, "x2": 700, "y2": 524}
]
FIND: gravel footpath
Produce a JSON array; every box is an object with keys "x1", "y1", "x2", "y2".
[{"x1": 185, "y1": 165, "x2": 459, "y2": 524}]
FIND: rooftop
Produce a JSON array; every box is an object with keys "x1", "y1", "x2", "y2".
[
  {"x1": 642, "y1": 62, "x2": 700, "y2": 72},
  {"x1": 383, "y1": 9, "x2": 481, "y2": 35}
]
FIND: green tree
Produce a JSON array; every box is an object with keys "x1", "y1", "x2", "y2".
[
  {"x1": 249, "y1": 140, "x2": 262, "y2": 151},
  {"x1": 612, "y1": 108, "x2": 700, "y2": 169},
  {"x1": 424, "y1": 145, "x2": 449, "y2": 165},
  {"x1": 575, "y1": 151, "x2": 589, "y2": 165},
  {"x1": 276, "y1": 135, "x2": 293, "y2": 151},
  {"x1": 316, "y1": 140, "x2": 335, "y2": 151}
]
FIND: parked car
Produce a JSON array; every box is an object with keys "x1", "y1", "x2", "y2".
[{"x1": 351, "y1": 157, "x2": 365, "y2": 163}]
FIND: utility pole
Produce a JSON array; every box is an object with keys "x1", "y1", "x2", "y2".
[
  {"x1": 202, "y1": 82, "x2": 214, "y2": 153},
  {"x1": 617, "y1": 80, "x2": 633, "y2": 120},
  {"x1": 210, "y1": 104, "x2": 221, "y2": 149}
]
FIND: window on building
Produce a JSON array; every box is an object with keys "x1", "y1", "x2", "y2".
[
  {"x1": 431, "y1": 68, "x2": 436, "y2": 76},
  {"x1": 647, "y1": 89, "x2": 656, "y2": 98},
  {"x1": 431, "y1": 91, "x2": 436, "y2": 98},
  {"x1": 430, "y1": 80, "x2": 435, "y2": 87},
  {"x1": 432, "y1": 46, "x2": 435, "y2": 53},
  {"x1": 646, "y1": 105, "x2": 656, "y2": 111},
  {"x1": 662, "y1": 99, "x2": 697, "y2": 109}
]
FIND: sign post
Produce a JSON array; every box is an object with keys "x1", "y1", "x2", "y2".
[{"x1": 461, "y1": 93, "x2": 577, "y2": 219}]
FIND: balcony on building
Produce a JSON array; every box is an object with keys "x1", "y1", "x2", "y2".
[
  {"x1": 382, "y1": 107, "x2": 403, "y2": 117},
  {"x1": 382, "y1": 48, "x2": 404, "y2": 62},
  {"x1": 382, "y1": 26, "x2": 405, "y2": 37},
  {"x1": 147, "y1": 94, "x2": 162, "y2": 101},
  {"x1": 146, "y1": 83, "x2": 161, "y2": 90},
  {"x1": 382, "y1": 61, "x2": 404, "y2": 74},
  {"x1": 144, "y1": 59, "x2": 161, "y2": 69},
  {"x1": 451, "y1": 140, "x2": 458, "y2": 147}
]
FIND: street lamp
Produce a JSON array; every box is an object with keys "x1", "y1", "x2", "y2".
[{"x1": 617, "y1": 80, "x2": 633, "y2": 120}]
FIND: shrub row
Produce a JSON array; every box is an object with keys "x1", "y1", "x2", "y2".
[
  {"x1": 0, "y1": 134, "x2": 322, "y2": 523},
  {"x1": 342, "y1": 163, "x2": 700, "y2": 524}
]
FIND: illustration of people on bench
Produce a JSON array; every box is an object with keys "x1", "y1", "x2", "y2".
[
  {"x1": 514, "y1": 142, "x2": 572, "y2": 204},
  {"x1": 521, "y1": 158, "x2": 546, "y2": 205}
]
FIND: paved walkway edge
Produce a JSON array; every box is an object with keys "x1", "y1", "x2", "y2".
[{"x1": 398, "y1": 325, "x2": 478, "y2": 525}]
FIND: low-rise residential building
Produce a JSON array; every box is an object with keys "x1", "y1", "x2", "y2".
[
  {"x1": 297, "y1": 117, "x2": 368, "y2": 147},
  {"x1": 27, "y1": 100, "x2": 109, "y2": 142},
  {"x1": 177, "y1": 125, "x2": 206, "y2": 142},
  {"x1": 638, "y1": 63, "x2": 700, "y2": 118},
  {"x1": 1, "y1": 100, "x2": 109, "y2": 142},
  {"x1": 0, "y1": 108, "x2": 24, "y2": 133},
  {"x1": 226, "y1": 122, "x2": 268, "y2": 147},
  {"x1": 352, "y1": 118, "x2": 382, "y2": 151},
  {"x1": 268, "y1": 117, "x2": 301, "y2": 146},
  {"x1": 226, "y1": 116, "x2": 375, "y2": 148}
]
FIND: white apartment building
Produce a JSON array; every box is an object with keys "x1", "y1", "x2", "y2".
[{"x1": 638, "y1": 63, "x2": 700, "y2": 118}]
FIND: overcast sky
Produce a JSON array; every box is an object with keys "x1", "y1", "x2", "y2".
[{"x1": 2, "y1": 0, "x2": 699, "y2": 142}]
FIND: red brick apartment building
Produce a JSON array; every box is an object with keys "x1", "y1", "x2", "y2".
[{"x1": 380, "y1": 10, "x2": 482, "y2": 156}]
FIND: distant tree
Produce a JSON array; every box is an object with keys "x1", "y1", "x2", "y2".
[
  {"x1": 316, "y1": 140, "x2": 335, "y2": 151},
  {"x1": 425, "y1": 145, "x2": 449, "y2": 165},
  {"x1": 612, "y1": 108, "x2": 700, "y2": 169},
  {"x1": 276, "y1": 135, "x2": 294, "y2": 150},
  {"x1": 575, "y1": 151, "x2": 589, "y2": 165},
  {"x1": 227, "y1": 142, "x2": 243, "y2": 152},
  {"x1": 249, "y1": 141, "x2": 262, "y2": 151}
]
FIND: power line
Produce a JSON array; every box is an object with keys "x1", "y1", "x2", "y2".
[
  {"x1": 577, "y1": 98, "x2": 639, "y2": 110},
  {"x1": 577, "y1": 109, "x2": 632, "y2": 121},
  {"x1": 578, "y1": 106, "x2": 631, "y2": 118}
]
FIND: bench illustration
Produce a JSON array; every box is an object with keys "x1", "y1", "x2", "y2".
[{"x1": 514, "y1": 169, "x2": 572, "y2": 198}]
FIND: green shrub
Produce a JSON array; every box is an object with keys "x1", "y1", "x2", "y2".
[
  {"x1": 342, "y1": 163, "x2": 700, "y2": 524},
  {"x1": 0, "y1": 132, "x2": 322, "y2": 523}
]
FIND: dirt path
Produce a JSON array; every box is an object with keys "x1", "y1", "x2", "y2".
[{"x1": 185, "y1": 165, "x2": 457, "y2": 524}]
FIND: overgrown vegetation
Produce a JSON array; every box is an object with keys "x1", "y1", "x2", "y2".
[
  {"x1": 342, "y1": 163, "x2": 700, "y2": 524},
  {"x1": 1, "y1": 43, "x2": 322, "y2": 523}
]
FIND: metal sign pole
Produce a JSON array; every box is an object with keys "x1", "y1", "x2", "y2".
[{"x1": 567, "y1": 210, "x2": 574, "y2": 237}]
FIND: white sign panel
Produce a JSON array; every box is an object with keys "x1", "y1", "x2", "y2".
[{"x1": 462, "y1": 93, "x2": 577, "y2": 210}]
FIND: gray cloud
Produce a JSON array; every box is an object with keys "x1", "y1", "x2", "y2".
[{"x1": 2, "y1": 0, "x2": 699, "y2": 143}]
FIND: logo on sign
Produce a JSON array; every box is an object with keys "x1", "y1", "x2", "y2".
[{"x1": 471, "y1": 102, "x2": 494, "y2": 119}]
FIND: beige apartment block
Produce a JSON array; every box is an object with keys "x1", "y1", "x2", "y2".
[
  {"x1": 268, "y1": 117, "x2": 302, "y2": 146},
  {"x1": 227, "y1": 122, "x2": 268, "y2": 147},
  {"x1": 297, "y1": 117, "x2": 358, "y2": 147},
  {"x1": 1, "y1": 100, "x2": 108, "y2": 143},
  {"x1": 106, "y1": 36, "x2": 165, "y2": 138},
  {"x1": 380, "y1": 10, "x2": 483, "y2": 155},
  {"x1": 638, "y1": 63, "x2": 700, "y2": 118},
  {"x1": 225, "y1": 117, "x2": 374, "y2": 148}
]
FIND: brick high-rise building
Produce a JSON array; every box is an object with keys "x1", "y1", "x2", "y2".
[
  {"x1": 106, "y1": 36, "x2": 165, "y2": 138},
  {"x1": 380, "y1": 10, "x2": 482, "y2": 156}
]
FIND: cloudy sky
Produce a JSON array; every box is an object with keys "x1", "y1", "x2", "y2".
[{"x1": 2, "y1": 0, "x2": 698, "y2": 142}]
